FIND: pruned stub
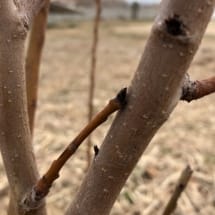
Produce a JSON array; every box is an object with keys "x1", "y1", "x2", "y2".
[{"x1": 165, "y1": 14, "x2": 187, "y2": 36}]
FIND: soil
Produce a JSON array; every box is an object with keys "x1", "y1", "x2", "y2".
[{"x1": 0, "y1": 20, "x2": 215, "y2": 215}]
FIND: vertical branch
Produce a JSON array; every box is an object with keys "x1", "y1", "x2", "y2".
[
  {"x1": 25, "y1": 0, "x2": 50, "y2": 134},
  {"x1": 162, "y1": 165, "x2": 193, "y2": 215},
  {"x1": 7, "y1": 2, "x2": 50, "y2": 214},
  {"x1": 87, "y1": 0, "x2": 102, "y2": 166},
  {"x1": 0, "y1": 1, "x2": 47, "y2": 215}
]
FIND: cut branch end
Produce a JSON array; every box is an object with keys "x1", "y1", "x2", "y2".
[
  {"x1": 181, "y1": 75, "x2": 215, "y2": 102},
  {"x1": 162, "y1": 165, "x2": 193, "y2": 215}
]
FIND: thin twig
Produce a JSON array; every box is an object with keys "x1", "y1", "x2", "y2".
[
  {"x1": 21, "y1": 88, "x2": 127, "y2": 212},
  {"x1": 162, "y1": 165, "x2": 193, "y2": 215},
  {"x1": 87, "y1": 0, "x2": 102, "y2": 166},
  {"x1": 181, "y1": 74, "x2": 215, "y2": 102}
]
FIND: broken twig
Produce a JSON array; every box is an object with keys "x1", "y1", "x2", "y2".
[
  {"x1": 162, "y1": 165, "x2": 193, "y2": 215},
  {"x1": 21, "y1": 88, "x2": 127, "y2": 211}
]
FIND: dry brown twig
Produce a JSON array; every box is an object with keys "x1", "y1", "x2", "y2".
[
  {"x1": 181, "y1": 74, "x2": 215, "y2": 102},
  {"x1": 87, "y1": 0, "x2": 102, "y2": 166},
  {"x1": 21, "y1": 88, "x2": 127, "y2": 212},
  {"x1": 162, "y1": 165, "x2": 193, "y2": 215}
]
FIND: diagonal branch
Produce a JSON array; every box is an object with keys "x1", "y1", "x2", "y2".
[
  {"x1": 181, "y1": 74, "x2": 215, "y2": 102},
  {"x1": 65, "y1": 1, "x2": 214, "y2": 214},
  {"x1": 21, "y1": 88, "x2": 127, "y2": 212},
  {"x1": 162, "y1": 165, "x2": 193, "y2": 215}
]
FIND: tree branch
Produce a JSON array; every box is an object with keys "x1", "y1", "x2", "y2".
[
  {"x1": 65, "y1": 1, "x2": 214, "y2": 214},
  {"x1": 162, "y1": 165, "x2": 193, "y2": 215},
  {"x1": 0, "y1": 1, "x2": 47, "y2": 215},
  {"x1": 7, "y1": 2, "x2": 49, "y2": 213},
  {"x1": 181, "y1": 74, "x2": 215, "y2": 102},
  {"x1": 26, "y1": 0, "x2": 50, "y2": 134},
  {"x1": 21, "y1": 88, "x2": 127, "y2": 212}
]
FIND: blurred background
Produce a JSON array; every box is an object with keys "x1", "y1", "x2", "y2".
[{"x1": 0, "y1": 0, "x2": 215, "y2": 214}]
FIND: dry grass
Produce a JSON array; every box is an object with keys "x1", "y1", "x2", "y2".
[{"x1": 0, "y1": 20, "x2": 215, "y2": 215}]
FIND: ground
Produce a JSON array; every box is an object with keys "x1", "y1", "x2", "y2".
[{"x1": 0, "y1": 20, "x2": 215, "y2": 215}]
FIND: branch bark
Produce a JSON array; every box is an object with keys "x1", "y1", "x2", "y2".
[
  {"x1": 65, "y1": 1, "x2": 214, "y2": 215},
  {"x1": 162, "y1": 165, "x2": 193, "y2": 215},
  {"x1": 181, "y1": 74, "x2": 215, "y2": 102},
  {"x1": 25, "y1": 0, "x2": 50, "y2": 133},
  {"x1": 0, "y1": 1, "x2": 46, "y2": 215}
]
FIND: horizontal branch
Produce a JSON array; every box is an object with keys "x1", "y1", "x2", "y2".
[
  {"x1": 21, "y1": 88, "x2": 127, "y2": 212},
  {"x1": 181, "y1": 75, "x2": 215, "y2": 102},
  {"x1": 162, "y1": 165, "x2": 193, "y2": 215}
]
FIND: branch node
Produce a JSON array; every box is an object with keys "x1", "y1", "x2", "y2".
[
  {"x1": 181, "y1": 76, "x2": 197, "y2": 102},
  {"x1": 165, "y1": 14, "x2": 187, "y2": 36},
  {"x1": 94, "y1": 145, "x2": 99, "y2": 157},
  {"x1": 20, "y1": 187, "x2": 45, "y2": 212},
  {"x1": 181, "y1": 74, "x2": 215, "y2": 102},
  {"x1": 116, "y1": 87, "x2": 127, "y2": 108}
]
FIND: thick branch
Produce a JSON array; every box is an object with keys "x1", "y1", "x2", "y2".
[
  {"x1": 0, "y1": 2, "x2": 46, "y2": 215},
  {"x1": 26, "y1": 0, "x2": 50, "y2": 134},
  {"x1": 65, "y1": 1, "x2": 214, "y2": 215},
  {"x1": 181, "y1": 75, "x2": 215, "y2": 102},
  {"x1": 162, "y1": 165, "x2": 193, "y2": 215},
  {"x1": 21, "y1": 88, "x2": 127, "y2": 211}
]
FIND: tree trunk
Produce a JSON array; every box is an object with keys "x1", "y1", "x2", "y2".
[
  {"x1": 0, "y1": 1, "x2": 46, "y2": 215},
  {"x1": 65, "y1": 0, "x2": 214, "y2": 215}
]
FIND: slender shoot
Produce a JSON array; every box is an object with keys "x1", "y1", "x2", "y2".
[{"x1": 87, "y1": 0, "x2": 102, "y2": 166}]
